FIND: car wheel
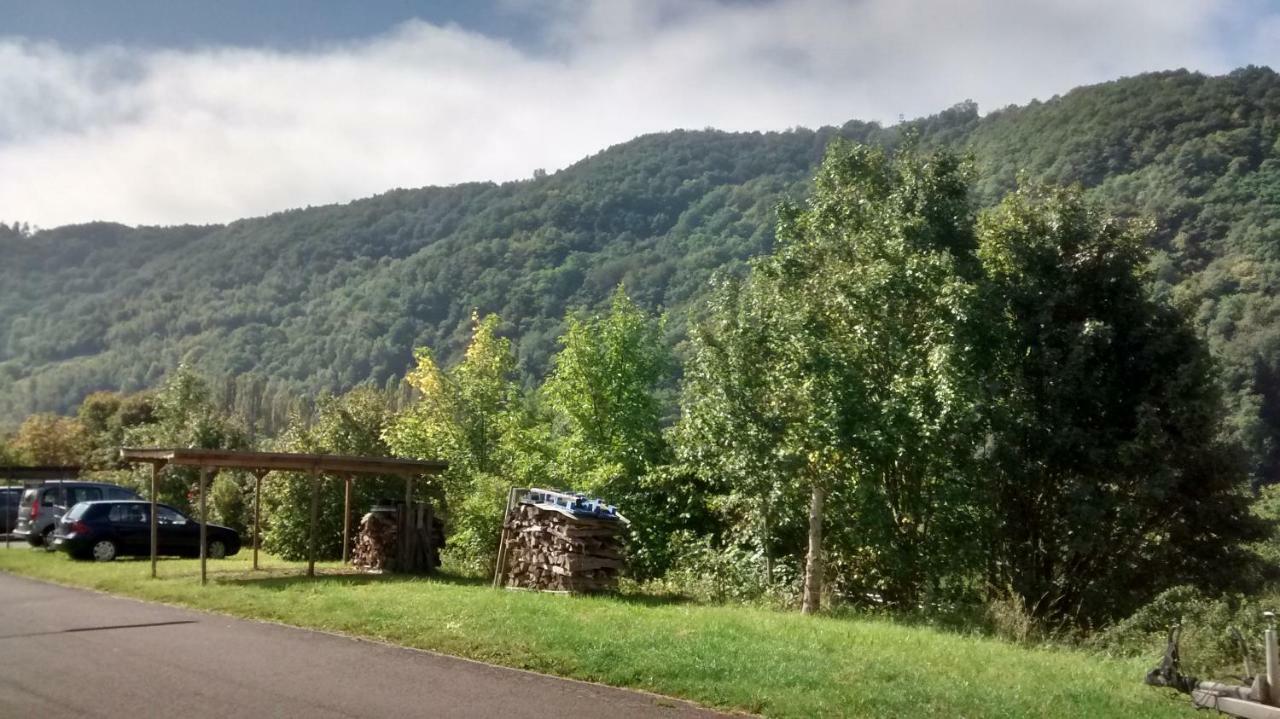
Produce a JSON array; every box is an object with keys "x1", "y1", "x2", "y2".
[
  {"x1": 207, "y1": 540, "x2": 227, "y2": 560},
  {"x1": 40, "y1": 527, "x2": 56, "y2": 552},
  {"x1": 91, "y1": 540, "x2": 118, "y2": 562}
]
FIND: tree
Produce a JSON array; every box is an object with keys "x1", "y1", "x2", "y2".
[
  {"x1": 123, "y1": 366, "x2": 249, "y2": 517},
  {"x1": 675, "y1": 275, "x2": 797, "y2": 584},
  {"x1": 724, "y1": 140, "x2": 983, "y2": 613},
  {"x1": 385, "y1": 313, "x2": 534, "y2": 572},
  {"x1": 542, "y1": 287, "x2": 681, "y2": 577},
  {"x1": 11, "y1": 413, "x2": 90, "y2": 466},
  {"x1": 977, "y1": 183, "x2": 1267, "y2": 622},
  {"x1": 263, "y1": 386, "x2": 405, "y2": 560}
]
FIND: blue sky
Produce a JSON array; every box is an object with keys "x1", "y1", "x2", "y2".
[{"x1": 1, "y1": 0, "x2": 1277, "y2": 227}]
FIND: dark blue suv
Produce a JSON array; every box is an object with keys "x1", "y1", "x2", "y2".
[{"x1": 52, "y1": 500, "x2": 242, "y2": 562}]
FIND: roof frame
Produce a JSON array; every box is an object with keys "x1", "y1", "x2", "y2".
[{"x1": 118, "y1": 448, "x2": 448, "y2": 585}]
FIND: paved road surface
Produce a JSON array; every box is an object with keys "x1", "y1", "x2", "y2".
[{"x1": 0, "y1": 573, "x2": 731, "y2": 718}]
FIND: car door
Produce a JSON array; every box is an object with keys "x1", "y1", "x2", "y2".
[
  {"x1": 107, "y1": 503, "x2": 149, "y2": 554},
  {"x1": 155, "y1": 505, "x2": 197, "y2": 555}
]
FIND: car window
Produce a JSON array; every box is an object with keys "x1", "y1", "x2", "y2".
[
  {"x1": 67, "y1": 487, "x2": 102, "y2": 504},
  {"x1": 106, "y1": 487, "x2": 136, "y2": 500},
  {"x1": 156, "y1": 507, "x2": 187, "y2": 525},
  {"x1": 41, "y1": 487, "x2": 64, "y2": 507},
  {"x1": 107, "y1": 504, "x2": 147, "y2": 523},
  {"x1": 20, "y1": 489, "x2": 36, "y2": 508},
  {"x1": 65, "y1": 502, "x2": 92, "y2": 521}
]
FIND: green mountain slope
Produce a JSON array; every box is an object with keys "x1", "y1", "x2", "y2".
[{"x1": 2, "y1": 67, "x2": 1278, "y2": 482}]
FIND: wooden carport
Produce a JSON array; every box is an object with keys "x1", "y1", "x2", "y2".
[
  {"x1": 0, "y1": 465, "x2": 82, "y2": 548},
  {"x1": 119, "y1": 449, "x2": 447, "y2": 584}
]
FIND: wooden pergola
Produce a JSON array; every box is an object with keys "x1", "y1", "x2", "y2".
[
  {"x1": 0, "y1": 465, "x2": 82, "y2": 548},
  {"x1": 119, "y1": 449, "x2": 447, "y2": 584}
]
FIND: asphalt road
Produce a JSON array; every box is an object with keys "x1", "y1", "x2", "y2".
[{"x1": 0, "y1": 573, "x2": 731, "y2": 718}]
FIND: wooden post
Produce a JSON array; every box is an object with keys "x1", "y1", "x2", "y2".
[
  {"x1": 492, "y1": 487, "x2": 520, "y2": 589},
  {"x1": 401, "y1": 475, "x2": 414, "y2": 573},
  {"x1": 252, "y1": 470, "x2": 265, "y2": 571},
  {"x1": 199, "y1": 466, "x2": 211, "y2": 586},
  {"x1": 307, "y1": 471, "x2": 320, "y2": 578},
  {"x1": 342, "y1": 476, "x2": 353, "y2": 565},
  {"x1": 150, "y1": 462, "x2": 162, "y2": 579}
]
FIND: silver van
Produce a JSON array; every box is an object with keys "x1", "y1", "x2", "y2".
[{"x1": 14, "y1": 481, "x2": 140, "y2": 547}]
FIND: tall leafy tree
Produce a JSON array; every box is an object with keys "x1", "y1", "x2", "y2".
[
  {"x1": 385, "y1": 313, "x2": 533, "y2": 572},
  {"x1": 263, "y1": 386, "x2": 404, "y2": 560},
  {"x1": 675, "y1": 275, "x2": 799, "y2": 584},
  {"x1": 543, "y1": 287, "x2": 682, "y2": 576},
  {"x1": 721, "y1": 140, "x2": 983, "y2": 613},
  {"x1": 977, "y1": 184, "x2": 1267, "y2": 622}
]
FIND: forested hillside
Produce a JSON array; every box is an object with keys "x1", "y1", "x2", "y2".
[{"x1": 2, "y1": 67, "x2": 1278, "y2": 484}]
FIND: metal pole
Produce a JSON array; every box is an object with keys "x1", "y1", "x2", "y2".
[
  {"x1": 199, "y1": 467, "x2": 210, "y2": 586},
  {"x1": 307, "y1": 471, "x2": 320, "y2": 578},
  {"x1": 150, "y1": 463, "x2": 161, "y2": 578},
  {"x1": 6, "y1": 476, "x2": 11, "y2": 548},
  {"x1": 342, "y1": 476, "x2": 352, "y2": 565},
  {"x1": 253, "y1": 472, "x2": 263, "y2": 571}
]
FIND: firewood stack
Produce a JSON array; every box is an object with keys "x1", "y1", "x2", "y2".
[
  {"x1": 351, "y1": 507, "x2": 398, "y2": 572},
  {"x1": 351, "y1": 502, "x2": 444, "y2": 573},
  {"x1": 498, "y1": 492, "x2": 627, "y2": 593}
]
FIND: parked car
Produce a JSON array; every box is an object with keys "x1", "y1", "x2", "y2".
[
  {"x1": 52, "y1": 500, "x2": 242, "y2": 562},
  {"x1": 1, "y1": 486, "x2": 22, "y2": 535},
  {"x1": 13, "y1": 481, "x2": 141, "y2": 547}
]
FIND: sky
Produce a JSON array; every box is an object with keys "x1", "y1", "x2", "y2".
[{"x1": 1, "y1": 0, "x2": 1278, "y2": 228}]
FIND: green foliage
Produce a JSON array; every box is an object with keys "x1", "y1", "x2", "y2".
[
  {"x1": 384, "y1": 314, "x2": 531, "y2": 573},
  {"x1": 680, "y1": 141, "x2": 985, "y2": 610},
  {"x1": 120, "y1": 366, "x2": 250, "y2": 514},
  {"x1": 3, "y1": 69, "x2": 1280, "y2": 494},
  {"x1": 9, "y1": 413, "x2": 90, "y2": 466},
  {"x1": 543, "y1": 288, "x2": 690, "y2": 578},
  {"x1": 977, "y1": 184, "x2": 1267, "y2": 623},
  {"x1": 263, "y1": 386, "x2": 407, "y2": 561}
]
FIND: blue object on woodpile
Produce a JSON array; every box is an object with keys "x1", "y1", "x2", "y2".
[{"x1": 523, "y1": 487, "x2": 624, "y2": 521}]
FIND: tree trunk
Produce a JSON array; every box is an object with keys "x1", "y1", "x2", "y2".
[
  {"x1": 802, "y1": 482, "x2": 825, "y2": 614},
  {"x1": 762, "y1": 495, "x2": 774, "y2": 585}
]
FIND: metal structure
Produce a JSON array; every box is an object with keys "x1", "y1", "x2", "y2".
[
  {"x1": 1147, "y1": 616, "x2": 1280, "y2": 718},
  {"x1": 119, "y1": 448, "x2": 446, "y2": 585}
]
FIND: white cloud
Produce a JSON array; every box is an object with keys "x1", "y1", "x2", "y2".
[{"x1": 0, "y1": 0, "x2": 1273, "y2": 227}]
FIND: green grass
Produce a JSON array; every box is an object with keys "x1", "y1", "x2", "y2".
[{"x1": 0, "y1": 546, "x2": 1193, "y2": 719}]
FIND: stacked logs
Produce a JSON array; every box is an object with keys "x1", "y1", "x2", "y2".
[
  {"x1": 351, "y1": 503, "x2": 444, "y2": 573},
  {"x1": 351, "y1": 508, "x2": 397, "y2": 572},
  {"x1": 500, "y1": 503, "x2": 625, "y2": 593}
]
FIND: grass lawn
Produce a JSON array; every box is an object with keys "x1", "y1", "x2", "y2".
[{"x1": 0, "y1": 546, "x2": 1193, "y2": 719}]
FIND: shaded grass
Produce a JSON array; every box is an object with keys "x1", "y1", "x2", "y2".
[{"x1": 0, "y1": 547, "x2": 1193, "y2": 718}]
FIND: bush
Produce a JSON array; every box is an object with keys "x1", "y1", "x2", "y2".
[
  {"x1": 640, "y1": 533, "x2": 799, "y2": 606},
  {"x1": 1092, "y1": 585, "x2": 1273, "y2": 680}
]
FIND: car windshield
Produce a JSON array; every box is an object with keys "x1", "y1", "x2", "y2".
[{"x1": 63, "y1": 502, "x2": 91, "y2": 521}]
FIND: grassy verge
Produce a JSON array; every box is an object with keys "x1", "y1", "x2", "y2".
[{"x1": 0, "y1": 546, "x2": 1192, "y2": 718}]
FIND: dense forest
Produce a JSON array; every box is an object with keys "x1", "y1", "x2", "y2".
[{"x1": 2, "y1": 67, "x2": 1279, "y2": 491}]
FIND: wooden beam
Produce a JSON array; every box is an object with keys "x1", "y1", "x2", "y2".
[
  {"x1": 120, "y1": 448, "x2": 446, "y2": 477},
  {"x1": 342, "y1": 476, "x2": 353, "y2": 565},
  {"x1": 307, "y1": 471, "x2": 320, "y2": 578},
  {"x1": 150, "y1": 462, "x2": 164, "y2": 579},
  {"x1": 252, "y1": 470, "x2": 266, "y2": 571},
  {"x1": 492, "y1": 487, "x2": 521, "y2": 589},
  {"x1": 199, "y1": 466, "x2": 212, "y2": 586},
  {"x1": 1192, "y1": 690, "x2": 1280, "y2": 718}
]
